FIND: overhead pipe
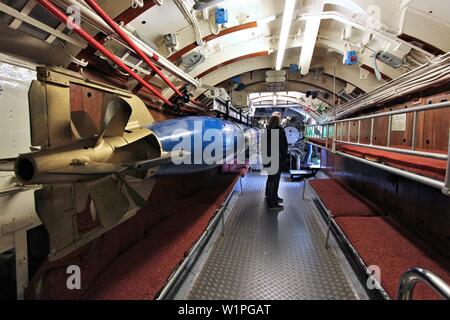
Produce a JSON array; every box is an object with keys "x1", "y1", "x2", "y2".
[
  {"x1": 83, "y1": 0, "x2": 185, "y2": 99},
  {"x1": 319, "y1": 53, "x2": 450, "y2": 122},
  {"x1": 36, "y1": 0, "x2": 174, "y2": 107},
  {"x1": 174, "y1": 0, "x2": 205, "y2": 46},
  {"x1": 57, "y1": 0, "x2": 200, "y2": 88}
]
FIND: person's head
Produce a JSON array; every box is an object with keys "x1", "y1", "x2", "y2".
[{"x1": 267, "y1": 112, "x2": 282, "y2": 129}]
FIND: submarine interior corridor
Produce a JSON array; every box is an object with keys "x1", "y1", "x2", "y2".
[{"x1": 0, "y1": 0, "x2": 449, "y2": 303}]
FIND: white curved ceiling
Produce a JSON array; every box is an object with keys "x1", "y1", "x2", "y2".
[{"x1": 125, "y1": 0, "x2": 450, "y2": 100}]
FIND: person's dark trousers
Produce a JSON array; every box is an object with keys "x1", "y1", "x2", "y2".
[{"x1": 266, "y1": 170, "x2": 282, "y2": 207}]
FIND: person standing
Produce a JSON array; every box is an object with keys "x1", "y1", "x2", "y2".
[{"x1": 265, "y1": 112, "x2": 288, "y2": 210}]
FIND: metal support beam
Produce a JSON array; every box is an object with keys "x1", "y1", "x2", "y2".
[
  {"x1": 347, "y1": 122, "x2": 351, "y2": 142},
  {"x1": 0, "y1": 2, "x2": 86, "y2": 48},
  {"x1": 370, "y1": 118, "x2": 374, "y2": 145},
  {"x1": 357, "y1": 120, "x2": 361, "y2": 144},
  {"x1": 387, "y1": 115, "x2": 392, "y2": 147},
  {"x1": 9, "y1": 1, "x2": 36, "y2": 30},
  {"x1": 334, "y1": 139, "x2": 448, "y2": 160},
  {"x1": 411, "y1": 111, "x2": 418, "y2": 150},
  {"x1": 444, "y1": 129, "x2": 450, "y2": 196}
]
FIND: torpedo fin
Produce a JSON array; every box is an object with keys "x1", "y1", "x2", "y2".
[
  {"x1": 87, "y1": 176, "x2": 130, "y2": 228},
  {"x1": 99, "y1": 95, "x2": 132, "y2": 141},
  {"x1": 115, "y1": 173, "x2": 147, "y2": 208},
  {"x1": 71, "y1": 111, "x2": 98, "y2": 139}
]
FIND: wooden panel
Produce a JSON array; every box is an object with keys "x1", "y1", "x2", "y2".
[
  {"x1": 349, "y1": 120, "x2": 359, "y2": 143},
  {"x1": 80, "y1": 87, "x2": 104, "y2": 130},
  {"x1": 372, "y1": 116, "x2": 389, "y2": 146},
  {"x1": 359, "y1": 119, "x2": 372, "y2": 144},
  {"x1": 341, "y1": 122, "x2": 350, "y2": 141},
  {"x1": 390, "y1": 103, "x2": 414, "y2": 148},
  {"x1": 418, "y1": 93, "x2": 450, "y2": 152},
  {"x1": 70, "y1": 84, "x2": 104, "y2": 131}
]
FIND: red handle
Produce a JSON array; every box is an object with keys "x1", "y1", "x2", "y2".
[
  {"x1": 84, "y1": 0, "x2": 184, "y2": 98},
  {"x1": 36, "y1": 0, "x2": 173, "y2": 107}
]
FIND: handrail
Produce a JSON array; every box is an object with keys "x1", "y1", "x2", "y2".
[
  {"x1": 398, "y1": 268, "x2": 450, "y2": 300},
  {"x1": 326, "y1": 101, "x2": 450, "y2": 125},
  {"x1": 304, "y1": 101, "x2": 450, "y2": 195},
  {"x1": 305, "y1": 100, "x2": 450, "y2": 161}
]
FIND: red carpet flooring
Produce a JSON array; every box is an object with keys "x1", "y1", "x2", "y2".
[
  {"x1": 336, "y1": 216, "x2": 450, "y2": 300},
  {"x1": 309, "y1": 179, "x2": 377, "y2": 217},
  {"x1": 86, "y1": 173, "x2": 239, "y2": 299},
  {"x1": 310, "y1": 177, "x2": 450, "y2": 300},
  {"x1": 25, "y1": 172, "x2": 240, "y2": 300}
]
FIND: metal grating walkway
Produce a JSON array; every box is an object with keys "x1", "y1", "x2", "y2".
[{"x1": 187, "y1": 173, "x2": 360, "y2": 300}]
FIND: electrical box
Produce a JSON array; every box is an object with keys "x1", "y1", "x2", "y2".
[
  {"x1": 231, "y1": 91, "x2": 249, "y2": 108},
  {"x1": 163, "y1": 34, "x2": 178, "y2": 50},
  {"x1": 289, "y1": 64, "x2": 299, "y2": 73},
  {"x1": 232, "y1": 76, "x2": 241, "y2": 84},
  {"x1": 344, "y1": 50, "x2": 358, "y2": 65},
  {"x1": 215, "y1": 8, "x2": 228, "y2": 24}
]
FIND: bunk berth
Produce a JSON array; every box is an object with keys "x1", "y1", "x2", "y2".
[
  {"x1": 305, "y1": 98, "x2": 450, "y2": 300},
  {"x1": 306, "y1": 178, "x2": 450, "y2": 300},
  {"x1": 337, "y1": 144, "x2": 447, "y2": 182}
]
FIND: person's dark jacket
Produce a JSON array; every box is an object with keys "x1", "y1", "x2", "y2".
[{"x1": 265, "y1": 125, "x2": 289, "y2": 169}]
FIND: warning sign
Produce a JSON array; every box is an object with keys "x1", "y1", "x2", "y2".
[{"x1": 391, "y1": 114, "x2": 407, "y2": 132}]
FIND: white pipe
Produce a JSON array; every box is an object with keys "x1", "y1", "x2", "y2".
[
  {"x1": 275, "y1": 0, "x2": 296, "y2": 70},
  {"x1": 298, "y1": 11, "x2": 434, "y2": 58},
  {"x1": 174, "y1": 0, "x2": 205, "y2": 46},
  {"x1": 320, "y1": 55, "x2": 450, "y2": 121},
  {"x1": 299, "y1": 14, "x2": 321, "y2": 75}
]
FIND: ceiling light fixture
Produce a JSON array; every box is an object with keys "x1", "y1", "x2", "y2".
[{"x1": 275, "y1": 0, "x2": 296, "y2": 70}]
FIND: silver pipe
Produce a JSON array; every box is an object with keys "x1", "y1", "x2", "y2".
[
  {"x1": 370, "y1": 118, "x2": 374, "y2": 145},
  {"x1": 307, "y1": 141, "x2": 328, "y2": 150},
  {"x1": 398, "y1": 268, "x2": 450, "y2": 300},
  {"x1": 387, "y1": 115, "x2": 392, "y2": 147},
  {"x1": 411, "y1": 112, "x2": 418, "y2": 150},
  {"x1": 334, "y1": 140, "x2": 448, "y2": 160},
  {"x1": 336, "y1": 151, "x2": 445, "y2": 190},
  {"x1": 329, "y1": 101, "x2": 450, "y2": 124},
  {"x1": 347, "y1": 121, "x2": 351, "y2": 142},
  {"x1": 332, "y1": 123, "x2": 337, "y2": 153},
  {"x1": 319, "y1": 55, "x2": 450, "y2": 121},
  {"x1": 444, "y1": 130, "x2": 450, "y2": 195},
  {"x1": 357, "y1": 120, "x2": 361, "y2": 144}
]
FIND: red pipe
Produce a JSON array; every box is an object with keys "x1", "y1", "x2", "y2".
[
  {"x1": 36, "y1": 0, "x2": 173, "y2": 107},
  {"x1": 84, "y1": 0, "x2": 184, "y2": 98}
]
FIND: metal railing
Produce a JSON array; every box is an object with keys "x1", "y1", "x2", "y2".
[
  {"x1": 305, "y1": 100, "x2": 450, "y2": 195},
  {"x1": 398, "y1": 268, "x2": 450, "y2": 300}
]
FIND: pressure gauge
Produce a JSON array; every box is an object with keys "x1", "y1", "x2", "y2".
[{"x1": 285, "y1": 127, "x2": 301, "y2": 145}]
